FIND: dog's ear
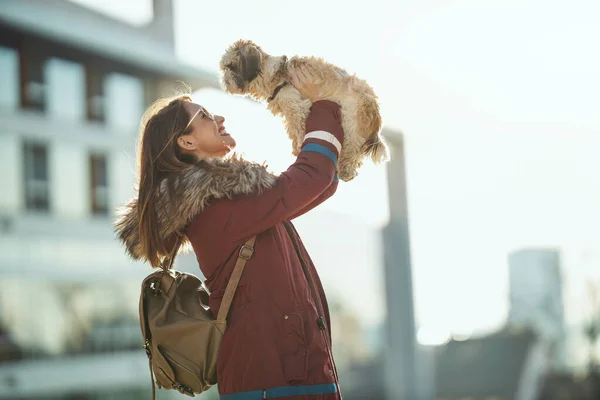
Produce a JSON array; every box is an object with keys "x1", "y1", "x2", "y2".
[{"x1": 239, "y1": 44, "x2": 262, "y2": 82}]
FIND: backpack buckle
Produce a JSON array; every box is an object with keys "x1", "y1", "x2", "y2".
[
  {"x1": 173, "y1": 382, "x2": 194, "y2": 397},
  {"x1": 239, "y1": 244, "x2": 254, "y2": 260},
  {"x1": 148, "y1": 279, "x2": 161, "y2": 296},
  {"x1": 142, "y1": 340, "x2": 152, "y2": 358}
]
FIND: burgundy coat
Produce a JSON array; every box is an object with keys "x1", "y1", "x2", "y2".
[{"x1": 185, "y1": 101, "x2": 344, "y2": 399}]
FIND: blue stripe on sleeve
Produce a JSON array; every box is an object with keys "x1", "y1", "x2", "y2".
[{"x1": 300, "y1": 143, "x2": 338, "y2": 167}]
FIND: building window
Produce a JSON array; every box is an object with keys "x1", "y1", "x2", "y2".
[
  {"x1": 86, "y1": 67, "x2": 105, "y2": 123},
  {"x1": 23, "y1": 142, "x2": 50, "y2": 211},
  {"x1": 89, "y1": 154, "x2": 109, "y2": 215},
  {"x1": 20, "y1": 51, "x2": 46, "y2": 112},
  {"x1": 44, "y1": 57, "x2": 86, "y2": 121},
  {"x1": 0, "y1": 45, "x2": 20, "y2": 110},
  {"x1": 104, "y1": 72, "x2": 144, "y2": 129}
]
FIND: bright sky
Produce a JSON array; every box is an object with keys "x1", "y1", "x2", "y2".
[{"x1": 71, "y1": 0, "x2": 600, "y2": 343}]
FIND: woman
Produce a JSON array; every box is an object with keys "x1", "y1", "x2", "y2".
[{"x1": 115, "y1": 65, "x2": 344, "y2": 399}]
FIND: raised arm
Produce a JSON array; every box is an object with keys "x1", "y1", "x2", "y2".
[{"x1": 220, "y1": 100, "x2": 344, "y2": 243}]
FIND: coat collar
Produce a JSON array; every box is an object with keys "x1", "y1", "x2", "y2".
[{"x1": 114, "y1": 154, "x2": 277, "y2": 261}]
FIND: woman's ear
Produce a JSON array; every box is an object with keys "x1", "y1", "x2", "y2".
[{"x1": 177, "y1": 135, "x2": 196, "y2": 152}]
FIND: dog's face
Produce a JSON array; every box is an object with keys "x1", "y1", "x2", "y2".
[
  {"x1": 220, "y1": 40, "x2": 287, "y2": 101},
  {"x1": 220, "y1": 40, "x2": 265, "y2": 94}
]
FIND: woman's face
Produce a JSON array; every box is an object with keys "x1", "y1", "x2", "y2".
[{"x1": 177, "y1": 102, "x2": 236, "y2": 159}]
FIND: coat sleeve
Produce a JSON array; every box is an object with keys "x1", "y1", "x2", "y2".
[
  {"x1": 223, "y1": 100, "x2": 344, "y2": 243},
  {"x1": 288, "y1": 179, "x2": 338, "y2": 220}
]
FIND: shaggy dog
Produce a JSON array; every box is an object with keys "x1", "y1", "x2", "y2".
[{"x1": 219, "y1": 39, "x2": 389, "y2": 182}]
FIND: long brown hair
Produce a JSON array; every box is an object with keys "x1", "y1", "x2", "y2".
[{"x1": 136, "y1": 95, "x2": 195, "y2": 268}]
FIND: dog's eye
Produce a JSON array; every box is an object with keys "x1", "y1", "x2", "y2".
[{"x1": 225, "y1": 63, "x2": 235, "y2": 70}]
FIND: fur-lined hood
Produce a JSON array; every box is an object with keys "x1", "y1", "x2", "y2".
[{"x1": 114, "y1": 155, "x2": 277, "y2": 261}]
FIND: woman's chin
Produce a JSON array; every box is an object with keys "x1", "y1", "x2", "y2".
[
  {"x1": 224, "y1": 137, "x2": 237, "y2": 149},
  {"x1": 219, "y1": 142, "x2": 236, "y2": 157}
]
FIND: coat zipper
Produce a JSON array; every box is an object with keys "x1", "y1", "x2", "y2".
[{"x1": 282, "y1": 221, "x2": 342, "y2": 390}]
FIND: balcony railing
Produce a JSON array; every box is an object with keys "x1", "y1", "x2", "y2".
[{"x1": 0, "y1": 320, "x2": 143, "y2": 365}]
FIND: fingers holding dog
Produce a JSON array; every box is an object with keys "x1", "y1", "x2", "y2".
[
  {"x1": 288, "y1": 64, "x2": 322, "y2": 103},
  {"x1": 288, "y1": 66, "x2": 300, "y2": 90},
  {"x1": 297, "y1": 64, "x2": 311, "y2": 82}
]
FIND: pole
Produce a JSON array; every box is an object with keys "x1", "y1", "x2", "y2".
[{"x1": 382, "y1": 131, "x2": 419, "y2": 400}]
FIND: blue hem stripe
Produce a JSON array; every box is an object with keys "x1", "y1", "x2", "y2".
[
  {"x1": 220, "y1": 383, "x2": 337, "y2": 400},
  {"x1": 333, "y1": 174, "x2": 339, "y2": 183},
  {"x1": 301, "y1": 143, "x2": 338, "y2": 167}
]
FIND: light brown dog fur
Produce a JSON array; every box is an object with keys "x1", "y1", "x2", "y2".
[{"x1": 219, "y1": 39, "x2": 389, "y2": 182}]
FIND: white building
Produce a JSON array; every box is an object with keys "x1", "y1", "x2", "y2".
[
  {"x1": 0, "y1": 1, "x2": 218, "y2": 399},
  {"x1": 507, "y1": 248, "x2": 568, "y2": 370}
]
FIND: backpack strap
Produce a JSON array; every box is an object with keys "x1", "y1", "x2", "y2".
[
  {"x1": 217, "y1": 236, "x2": 256, "y2": 321},
  {"x1": 162, "y1": 233, "x2": 185, "y2": 271},
  {"x1": 149, "y1": 357, "x2": 157, "y2": 400}
]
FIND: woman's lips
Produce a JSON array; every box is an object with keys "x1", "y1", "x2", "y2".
[{"x1": 219, "y1": 126, "x2": 229, "y2": 136}]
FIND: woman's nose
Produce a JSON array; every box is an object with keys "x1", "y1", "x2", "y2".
[{"x1": 215, "y1": 115, "x2": 225, "y2": 124}]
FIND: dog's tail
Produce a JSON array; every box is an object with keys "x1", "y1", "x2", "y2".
[
  {"x1": 356, "y1": 92, "x2": 389, "y2": 164},
  {"x1": 362, "y1": 135, "x2": 390, "y2": 164}
]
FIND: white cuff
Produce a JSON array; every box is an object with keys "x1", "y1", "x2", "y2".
[{"x1": 303, "y1": 130, "x2": 342, "y2": 153}]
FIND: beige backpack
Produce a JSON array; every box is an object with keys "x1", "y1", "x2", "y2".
[{"x1": 139, "y1": 236, "x2": 256, "y2": 398}]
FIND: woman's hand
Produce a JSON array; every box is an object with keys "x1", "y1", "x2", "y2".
[{"x1": 288, "y1": 64, "x2": 323, "y2": 103}]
